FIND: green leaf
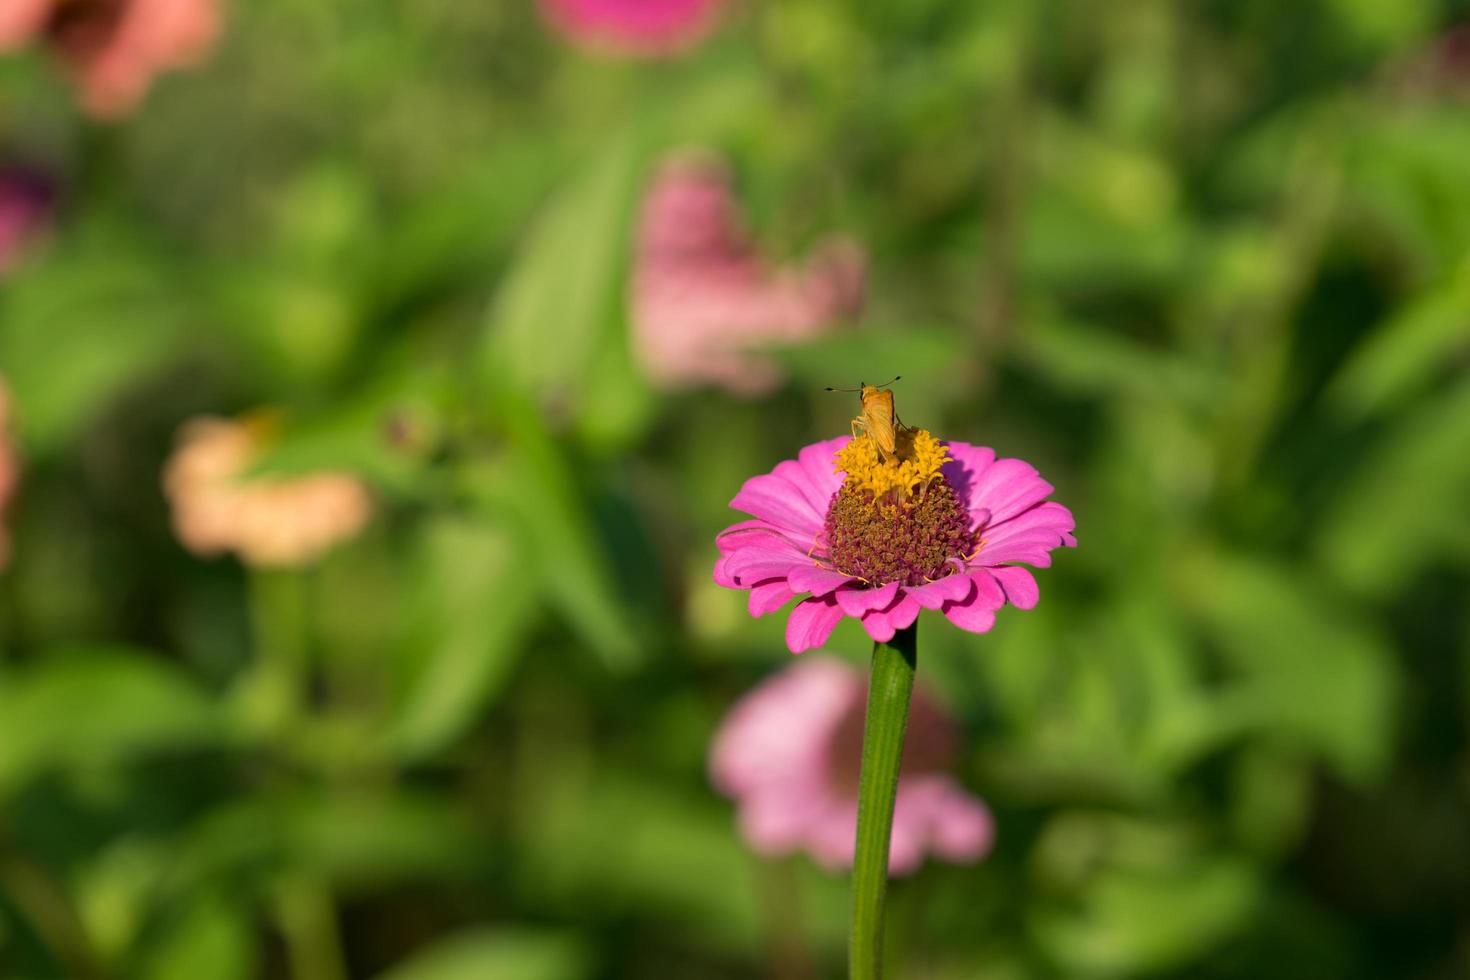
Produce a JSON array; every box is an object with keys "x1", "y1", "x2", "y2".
[
  {"x1": 1034, "y1": 852, "x2": 1261, "y2": 974},
  {"x1": 1326, "y1": 265, "x2": 1470, "y2": 420},
  {"x1": 1015, "y1": 312, "x2": 1224, "y2": 407},
  {"x1": 0, "y1": 241, "x2": 187, "y2": 452},
  {"x1": 1181, "y1": 554, "x2": 1398, "y2": 783},
  {"x1": 390, "y1": 515, "x2": 539, "y2": 760},
  {"x1": 514, "y1": 768, "x2": 845, "y2": 953},
  {"x1": 0, "y1": 647, "x2": 224, "y2": 797},
  {"x1": 470, "y1": 392, "x2": 643, "y2": 671},
  {"x1": 245, "y1": 358, "x2": 455, "y2": 496},
  {"x1": 480, "y1": 131, "x2": 643, "y2": 423},
  {"x1": 139, "y1": 895, "x2": 254, "y2": 980},
  {"x1": 376, "y1": 929, "x2": 591, "y2": 980},
  {"x1": 1315, "y1": 379, "x2": 1470, "y2": 596}
]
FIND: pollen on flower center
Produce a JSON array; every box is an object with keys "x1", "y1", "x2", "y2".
[
  {"x1": 834, "y1": 428, "x2": 951, "y2": 503},
  {"x1": 822, "y1": 430, "x2": 974, "y2": 587}
]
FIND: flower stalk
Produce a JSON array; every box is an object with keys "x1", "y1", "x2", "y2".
[{"x1": 849, "y1": 621, "x2": 918, "y2": 979}]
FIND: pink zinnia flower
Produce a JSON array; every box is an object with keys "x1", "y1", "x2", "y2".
[
  {"x1": 0, "y1": 166, "x2": 55, "y2": 275},
  {"x1": 711, "y1": 656, "x2": 993, "y2": 875},
  {"x1": 0, "y1": 0, "x2": 220, "y2": 119},
  {"x1": 538, "y1": 0, "x2": 727, "y2": 58},
  {"x1": 163, "y1": 415, "x2": 371, "y2": 568},
  {"x1": 713, "y1": 424, "x2": 1075, "y2": 653},
  {"x1": 631, "y1": 153, "x2": 865, "y2": 395},
  {"x1": 0, "y1": 378, "x2": 17, "y2": 570}
]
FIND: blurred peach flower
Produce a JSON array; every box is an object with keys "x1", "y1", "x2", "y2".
[
  {"x1": 0, "y1": 166, "x2": 54, "y2": 275},
  {"x1": 538, "y1": 0, "x2": 726, "y2": 58},
  {"x1": 0, "y1": 378, "x2": 17, "y2": 570},
  {"x1": 0, "y1": 0, "x2": 220, "y2": 118},
  {"x1": 631, "y1": 153, "x2": 865, "y2": 395},
  {"x1": 710, "y1": 657, "x2": 993, "y2": 876},
  {"x1": 163, "y1": 415, "x2": 371, "y2": 568}
]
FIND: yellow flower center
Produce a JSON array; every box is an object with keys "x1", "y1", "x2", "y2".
[{"x1": 833, "y1": 428, "x2": 950, "y2": 506}]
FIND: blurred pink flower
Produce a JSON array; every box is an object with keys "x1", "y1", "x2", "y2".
[
  {"x1": 0, "y1": 167, "x2": 55, "y2": 275},
  {"x1": 631, "y1": 154, "x2": 865, "y2": 395},
  {"x1": 711, "y1": 657, "x2": 993, "y2": 876},
  {"x1": 163, "y1": 415, "x2": 371, "y2": 568},
  {"x1": 714, "y1": 431, "x2": 1075, "y2": 654},
  {"x1": 0, "y1": 0, "x2": 220, "y2": 118},
  {"x1": 539, "y1": 0, "x2": 726, "y2": 58},
  {"x1": 0, "y1": 378, "x2": 17, "y2": 570}
]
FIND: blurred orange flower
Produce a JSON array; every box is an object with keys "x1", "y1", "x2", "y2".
[
  {"x1": 163, "y1": 415, "x2": 371, "y2": 568},
  {"x1": 0, "y1": 0, "x2": 220, "y2": 118}
]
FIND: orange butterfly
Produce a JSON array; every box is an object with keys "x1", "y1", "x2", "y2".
[{"x1": 826, "y1": 376, "x2": 912, "y2": 463}]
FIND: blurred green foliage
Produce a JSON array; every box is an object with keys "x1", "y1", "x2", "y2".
[{"x1": 3, "y1": 0, "x2": 1470, "y2": 977}]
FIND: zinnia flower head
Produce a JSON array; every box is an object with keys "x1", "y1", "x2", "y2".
[
  {"x1": 710, "y1": 656, "x2": 993, "y2": 875},
  {"x1": 0, "y1": 0, "x2": 220, "y2": 119},
  {"x1": 0, "y1": 378, "x2": 17, "y2": 570},
  {"x1": 714, "y1": 421, "x2": 1075, "y2": 653},
  {"x1": 631, "y1": 153, "x2": 865, "y2": 395},
  {"x1": 538, "y1": 0, "x2": 727, "y2": 58},
  {"x1": 163, "y1": 414, "x2": 371, "y2": 568}
]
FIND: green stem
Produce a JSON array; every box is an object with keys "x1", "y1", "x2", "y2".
[
  {"x1": 0, "y1": 836, "x2": 108, "y2": 980},
  {"x1": 849, "y1": 622, "x2": 918, "y2": 980},
  {"x1": 274, "y1": 875, "x2": 348, "y2": 980}
]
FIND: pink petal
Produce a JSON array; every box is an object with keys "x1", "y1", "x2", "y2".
[
  {"x1": 990, "y1": 565, "x2": 1039, "y2": 610},
  {"x1": 900, "y1": 775, "x2": 994, "y2": 864},
  {"x1": 807, "y1": 799, "x2": 860, "y2": 870},
  {"x1": 786, "y1": 563, "x2": 857, "y2": 597},
  {"x1": 861, "y1": 593, "x2": 920, "y2": 643},
  {"x1": 964, "y1": 455, "x2": 1055, "y2": 525},
  {"x1": 709, "y1": 657, "x2": 860, "y2": 795},
  {"x1": 729, "y1": 471, "x2": 825, "y2": 538},
  {"x1": 740, "y1": 788, "x2": 822, "y2": 853},
  {"x1": 748, "y1": 578, "x2": 796, "y2": 617},
  {"x1": 713, "y1": 555, "x2": 737, "y2": 588},
  {"x1": 716, "y1": 519, "x2": 811, "y2": 556},
  {"x1": 835, "y1": 580, "x2": 899, "y2": 617},
  {"x1": 977, "y1": 501, "x2": 1076, "y2": 566},
  {"x1": 0, "y1": 0, "x2": 50, "y2": 50},
  {"x1": 721, "y1": 546, "x2": 810, "y2": 587},
  {"x1": 886, "y1": 823, "x2": 926, "y2": 877},
  {"x1": 932, "y1": 791, "x2": 994, "y2": 862},
  {"x1": 773, "y1": 457, "x2": 835, "y2": 522},
  {"x1": 785, "y1": 595, "x2": 846, "y2": 654},
  {"x1": 906, "y1": 573, "x2": 975, "y2": 610},
  {"x1": 942, "y1": 594, "x2": 997, "y2": 634},
  {"x1": 941, "y1": 443, "x2": 996, "y2": 501},
  {"x1": 968, "y1": 570, "x2": 1006, "y2": 608},
  {"x1": 796, "y1": 436, "x2": 849, "y2": 504}
]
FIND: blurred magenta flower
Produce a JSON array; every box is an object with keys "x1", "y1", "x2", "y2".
[
  {"x1": 632, "y1": 153, "x2": 865, "y2": 394},
  {"x1": 0, "y1": 378, "x2": 16, "y2": 570},
  {"x1": 710, "y1": 656, "x2": 993, "y2": 875},
  {"x1": 714, "y1": 429, "x2": 1074, "y2": 653},
  {"x1": 163, "y1": 415, "x2": 371, "y2": 568},
  {"x1": 538, "y1": 0, "x2": 726, "y2": 58},
  {"x1": 0, "y1": 0, "x2": 220, "y2": 118},
  {"x1": 0, "y1": 166, "x2": 54, "y2": 275}
]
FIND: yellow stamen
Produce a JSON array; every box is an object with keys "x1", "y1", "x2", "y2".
[{"x1": 834, "y1": 429, "x2": 950, "y2": 507}]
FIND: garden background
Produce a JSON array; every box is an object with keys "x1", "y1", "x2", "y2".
[{"x1": 2, "y1": 0, "x2": 1469, "y2": 977}]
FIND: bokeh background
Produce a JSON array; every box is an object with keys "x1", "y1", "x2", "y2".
[{"x1": 3, "y1": 0, "x2": 1470, "y2": 977}]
